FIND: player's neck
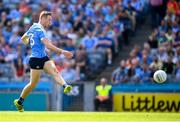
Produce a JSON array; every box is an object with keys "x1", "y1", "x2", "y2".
[{"x1": 38, "y1": 21, "x2": 45, "y2": 29}]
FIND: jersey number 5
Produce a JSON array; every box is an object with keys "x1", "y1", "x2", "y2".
[{"x1": 29, "y1": 33, "x2": 35, "y2": 47}]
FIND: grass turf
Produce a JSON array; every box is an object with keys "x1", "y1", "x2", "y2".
[{"x1": 0, "y1": 112, "x2": 179, "y2": 122}]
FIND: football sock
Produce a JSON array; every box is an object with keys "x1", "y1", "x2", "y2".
[
  {"x1": 18, "y1": 97, "x2": 24, "y2": 105},
  {"x1": 63, "y1": 83, "x2": 68, "y2": 88}
]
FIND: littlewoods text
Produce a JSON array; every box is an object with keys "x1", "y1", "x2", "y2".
[{"x1": 122, "y1": 96, "x2": 180, "y2": 112}]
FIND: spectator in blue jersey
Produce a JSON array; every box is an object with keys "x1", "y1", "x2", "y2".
[
  {"x1": 158, "y1": 20, "x2": 168, "y2": 32},
  {"x1": 174, "y1": 61, "x2": 180, "y2": 82},
  {"x1": 0, "y1": 44, "x2": 5, "y2": 63},
  {"x1": 130, "y1": 58, "x2": 143, "y2": 84},
  {"x1": 141, "y1": 64, "x2": 152, "y2": 83},
  {"x1": 64, "y1": 37, "x2": 76, "y2": 55},
  {"x1": 111, "y1": 60, "x2": 128, "y2": 84},
  {"x1": 2, "y1": 21, "x2": 13, "y2": 44},
  {"x1": 96, "y1": 31, "x2": 113, "y2": 65},
  {"x1": 173, "y1": 31, "x2": 180, "y2": 47},
  {"x1": 81, "y1": 30, "x2": 98, "y2": 51},
  {"x1": 105, "y1": 7, "x2": 116, "y2": 23},
  {"x1": 61, "y1": 61, "x2": 78, "y2": 83}
]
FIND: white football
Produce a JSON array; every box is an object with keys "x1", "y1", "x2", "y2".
[{"x1": 153, "y1": 70, "x2": 167, "y2": 83}]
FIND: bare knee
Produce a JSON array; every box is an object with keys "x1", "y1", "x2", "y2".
[
  {"x1": 52, "y1": 68, "x2": 59, "y2": 78},
  {"x1": 28, "y1": 82, "x2": 37, "y2": 89}
]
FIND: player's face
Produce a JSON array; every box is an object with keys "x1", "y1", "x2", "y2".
[{"x1": 44, "y1": 15, "x2": 52, "y2": 28}]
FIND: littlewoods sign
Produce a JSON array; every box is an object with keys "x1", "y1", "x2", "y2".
[{"x1": 113, "y1": 93, "x2": 180, "y2": 112}]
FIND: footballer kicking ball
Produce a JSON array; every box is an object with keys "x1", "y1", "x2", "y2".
[{"x1": 153, "y1": 70, "x2": 167, "y2": 83}]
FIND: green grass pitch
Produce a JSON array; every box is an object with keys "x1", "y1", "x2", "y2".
[{"x1": 0, "y1": 112, "x2": 179, "y2": 122}]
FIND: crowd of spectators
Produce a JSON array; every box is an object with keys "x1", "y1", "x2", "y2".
[
  {"x1": 112, "y1": 0, "x2": 180, "y2": 84},
  {"x1": 0, "y1": 0, "x2": 148, "y2": 83}
]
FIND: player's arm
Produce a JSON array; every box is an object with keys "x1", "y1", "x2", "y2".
[
  {"x1": 21, "y1": 33, "x2": 29, "y2": 45},
  {"x1": 42, "y1": 38, "x2": 73, "y2": 58}
]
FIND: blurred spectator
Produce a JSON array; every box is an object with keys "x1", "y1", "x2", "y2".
[
  {"x1": 0, "y1": 44, "x2": 5, "y2": 63},
  {"x1": 111, "y1": 60, "x2": 128, "y2": 84},
  {"x1": 81, "y1": 30, "x2": 98, "y2": 51},
  {"x1": 149, "y1": 56, "x2": 163, "y2": 70},
  {"x1": 64, "y1": 38, "x2": 76, "y2": 54},
  {"x1": 12, "y1": 51, "x2": 24, "y2": 80},
  {"x1": 75, "y1": 50, "x2": 86, "y2": 80},
  {"x1": 23, "y1": 48, "x2": 31, "y2": 79},
  {"x1": 162, "y1": 55, "x2": 175, "y2": 78},
  {"x1": 174, "y1": 61, "x2": 180, "y2": 82},
  {"x1": 9, "y1": 30, "x2": 21, "y2": 48},
  {"x1": 61, "y1": 61, "x2": 78, "y2": 83},
  {"x1": 148, "y1": 30, "x2": 158, "y2": 50},
  {"x1": 94, "y1": 78, "x2": 112, "y2": 111},
  {"x1": 0, "y1": 0, "x2": 148, "y2": 81},
  {"x1": 158, "y1": 20, "x2": 168, "y2": 32},
  {"x1": 111, "y1": 0, "x2": 179, "y2": 84},
  {"x1": 150, "y1": 0, "x2": 163, "y2": 28},
  {"x1": 96, "y1": 31, "x2": 113, "y2": 65},
  {"x1": 157, "y1": 46, "x2": 168, "y2": 62},
  {"x1": 173, "y1": 31, "x2": 180, "y2": 47},
  {"x1": 167, "y1": 0, "x2": 179, "y2": 14},
  {"x1": 141, "y1": 64, "x2": 152, "y2": 83},
  {"x1": 130, "y1": 58, "x2": 142, "y2": 84}
]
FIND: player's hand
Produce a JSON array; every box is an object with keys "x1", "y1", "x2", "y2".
[{"x1": 62, "y1": 50, "x2": 73, "y2": 59}]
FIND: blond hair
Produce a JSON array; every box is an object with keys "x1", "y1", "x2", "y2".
[{"x1": 39, "y1": 11, "x2": 52, "y2": 20}]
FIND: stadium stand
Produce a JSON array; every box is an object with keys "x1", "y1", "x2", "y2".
[
  {"x1": 111, "y1": 0, "x2": 180, "y2": 84},
  {"x1": 0, "y1": 0, "x2": 180, "y2": 112},
  {"x1": 0, "y1": 0, "x2": 148, "y2": 82}
]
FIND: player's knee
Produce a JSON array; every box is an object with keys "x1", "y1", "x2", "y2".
[
  {"x1": 52, "y1": 72, "x2": 59, "y2": 78},
  {"x1": 52, "y1": 68, "x2": 59, "y2": 77},
  {"x1": 54, "y1": 68, "x2": 59, "y2": 74},
  {"x1": 28, "y1": 82, "x2": 37, "y2": 89}
]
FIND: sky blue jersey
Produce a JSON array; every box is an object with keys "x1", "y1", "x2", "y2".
[{"x1": 26, "y1": 23, "x2": 47, "y2": 58}]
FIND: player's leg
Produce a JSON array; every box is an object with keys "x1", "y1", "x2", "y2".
[
  {"x1": 43, "y1": 60, "x2": 72, "y2": 94},
  {"x1": 14, "y1": 69, "x2": 41, "y2": 112},
  {"x1": 20, "y1": 69, "x2": 42, "y2": 98}
]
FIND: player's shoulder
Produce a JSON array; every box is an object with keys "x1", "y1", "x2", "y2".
[{"x1": 30, "y1": 23, "x2": 44, "y2": 32}]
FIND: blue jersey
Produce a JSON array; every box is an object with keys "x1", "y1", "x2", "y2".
[{"x1": 26, "y1": 23, "x2": 47, "y2": 58}]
